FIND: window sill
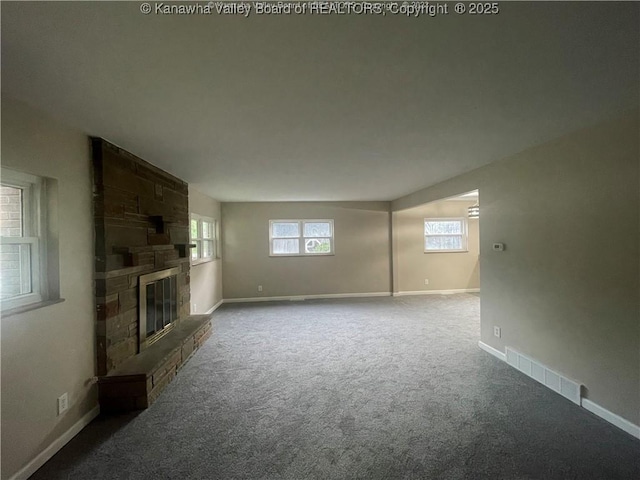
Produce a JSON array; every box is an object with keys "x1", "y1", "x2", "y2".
[
  {"x1": 2, "y1": 298, "x2": 66, "y2": 318},
  {"x1": 191, "y1": 256, "x2": 221, "y2": 266},
  {"x1": 269, "y1": 253, "x2": 335, "y2": 257},
  {"x1": 424, "y1": 250, "x2": 469, "y2": 254}
]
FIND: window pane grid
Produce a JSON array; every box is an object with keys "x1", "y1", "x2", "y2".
[
  {"x1": 190, "y1": 216, "x2": 217, "y2": 263},
  {"x1": 304, "y1": 238, "x2": 332, "y2": 254},
  {"x1": 272, "y1": 222, "x2": 300, "y2": 238},
  {"x1": 1, "y1": 170, "x2": 43, "y2": 310},
  {"x1": 0, "y1": 243, "x2": 33, "y2": 299},
  {"x1": 424, "y1": 218, "x2": 467, "y2": 252},
  {"x1": 425, "y1": 221, "x2": 462, "y2": 235},
  {"x1": 202, "y1": 221, "x2": 213, "y2": 239},
  {"x1": 270, "y1": 220, "x2": 333, "y2": 256},
  {"x1": 0, "y1": 185, "x2": 24, "y2": 237},
  {"x1": 191, "y1": 241, "x2": 201, "y2": 260},
  {"x1": 190, "y1": 219, "x2": 198, "y2": 240},
  {"x1": 273, "y1": 238, "x2": 300, "y2": 254},
  {"x1": 303, "y1": 222, "x2": 332, "y2": 238},
  {"x1": 202, "y1": 240, "x2": 213, "y2": 258}
]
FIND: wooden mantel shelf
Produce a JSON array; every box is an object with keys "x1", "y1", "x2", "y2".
[
  {"x1": 113, "y1": 243, "x2": 196, "y2": 255},
  {"x1": 112, "y1": 243, "x2": 196, "y2": 266}
]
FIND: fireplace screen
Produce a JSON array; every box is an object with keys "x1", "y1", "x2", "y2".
[{"x1": 138, "y1": 267, "x2": 180, "y2": 350}]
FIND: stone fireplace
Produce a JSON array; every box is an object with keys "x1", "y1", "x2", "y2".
[{"x1": 92, "y1": 138, "x2": 211, "y2": 412}]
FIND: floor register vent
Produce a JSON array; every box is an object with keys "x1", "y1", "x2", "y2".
[{"x1": 505, "y1": 347, "x2": 582, "y2": 405}]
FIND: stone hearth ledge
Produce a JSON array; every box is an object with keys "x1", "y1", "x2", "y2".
[{"x1": 98, "y1": 315, "x2": 212, "y2": 412}]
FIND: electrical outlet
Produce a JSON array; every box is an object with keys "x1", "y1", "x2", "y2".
[
  {"x1": 58, "y1": 393, "x2": 69, "y2": 415},
  {"x1": 493, "y1": 326, "x2": 501, "y2": 338},
  {"x1": 257, "y1": 285, "x2": 263, "y2": 292},
  {"x1": 192, "y1": 303, "x2": 197, "y2": 313},
  {"x1": 424, "y1": 279, "x2": 429, "y2": 285}
]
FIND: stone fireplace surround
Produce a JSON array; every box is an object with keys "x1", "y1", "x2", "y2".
[{"x1": 92, "y1": 138, "x2": 211, "y2": 412}]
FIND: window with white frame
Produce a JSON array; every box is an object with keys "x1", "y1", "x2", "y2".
[
  {"x1": 0, "y1": 168, "x2": 48, "y2": 310},
  {"x1": 269, "y1": 219, "x2": 334, "y2": 256},
  {"x1": 424, "y1": 218, "x2": 468, "y2": 252},
  {"x1": 190, "y1": 215, "x2": 216, "y2": 264}
]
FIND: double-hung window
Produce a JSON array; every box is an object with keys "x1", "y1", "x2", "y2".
[
  {"x1": 269, "y1": 219, "x2": 334, "y2": 256},
  {"x1": 190, "y1": 214, "x2": 216, "y2": 264},
  {"x1": 424, "y1": 218, "x2": 468, "y2": 253},
  {"x1": 0, "y1": 168, "x2": 45, "y2": 309}
]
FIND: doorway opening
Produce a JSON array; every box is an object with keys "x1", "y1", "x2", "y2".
[{"x1": 392, "y1": 189, "x2": 481, "y2": 329}]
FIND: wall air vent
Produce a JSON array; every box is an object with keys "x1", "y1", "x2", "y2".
[{"x1": 505, "y1": 347, "x2": 582, "y2": 405}]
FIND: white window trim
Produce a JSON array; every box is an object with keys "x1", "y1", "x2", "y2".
[
  {"x1": 269, "y1": 219, "x2": 335, "y2": 257},
  {"x1": 190, "y1": 214, "x2": 218, "y2": 265},
  {"x1": 424, "y1": 217, "x2": 468, "y2": 253},
  {"x1": 1, "y1": 168, "x2": 47, "y2": 311}
]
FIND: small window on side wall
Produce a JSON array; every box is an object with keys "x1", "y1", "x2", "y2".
[
  {"x1": 0, "y1": 167, "x2": 59, "y2": 312},
  {"x1": 269, "y1": 219, "x2": 334, "y2": 256},
  {"x1": 190, "y1": 214, "x2": 217, "y2": 264},
  {"x1": 424, "y1": 218, "x2": 468, "y2": 253}
]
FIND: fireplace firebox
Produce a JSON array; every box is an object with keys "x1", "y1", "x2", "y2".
[{"x1": 138, "y1": 267, "x2": 181, "y2": 351}]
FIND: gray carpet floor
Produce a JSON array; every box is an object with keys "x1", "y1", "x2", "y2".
[{"x1": 32, "y1": 294, "x2": 639, "y2": 479}]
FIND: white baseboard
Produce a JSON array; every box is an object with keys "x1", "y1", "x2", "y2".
[
  {"x1": 393, "y1": 288, "x2": 480, "y2": 296},
  {"x1": 223, "y1": 292, "x2": 392, "y2": 303},
  {"x1": 205, "y1": 299, "x2": 223, "y2": 314},
  {"x1": 10, "y1": 404, "x2": 100, "y2": 480},
  {"x1": 478, "y1": 342, "x2": 640, "y2": 438},
  {"x1": 581, "y1": 398, "x2": 640, "y2": 439},
  {"x1": 478, "y1": 340, "x2": 506, "y2": 361}
]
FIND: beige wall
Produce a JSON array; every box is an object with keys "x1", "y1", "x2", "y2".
[
  {"x1": 395, "y1": 199, "x2": 479, "y2": 293},
  {"x1": 189, "y1": 187, "x2": 223, "y2": 313},
  {"x1": 0, "y1": 100, "x2": 636, "y2": 478},
  {"x1": 222, "y1": 202, "x2": 391, "y2": 299},
  {"x1": 1, "y1": 97, "x2": 97, "y2": 478},
  {"x1": 392, "y1": 109, "x2": 640, "y2": 425}
]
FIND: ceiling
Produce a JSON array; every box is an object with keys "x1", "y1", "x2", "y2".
[{"x1": 1, "y1": 2, "x2": 638, "y2": 202}]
